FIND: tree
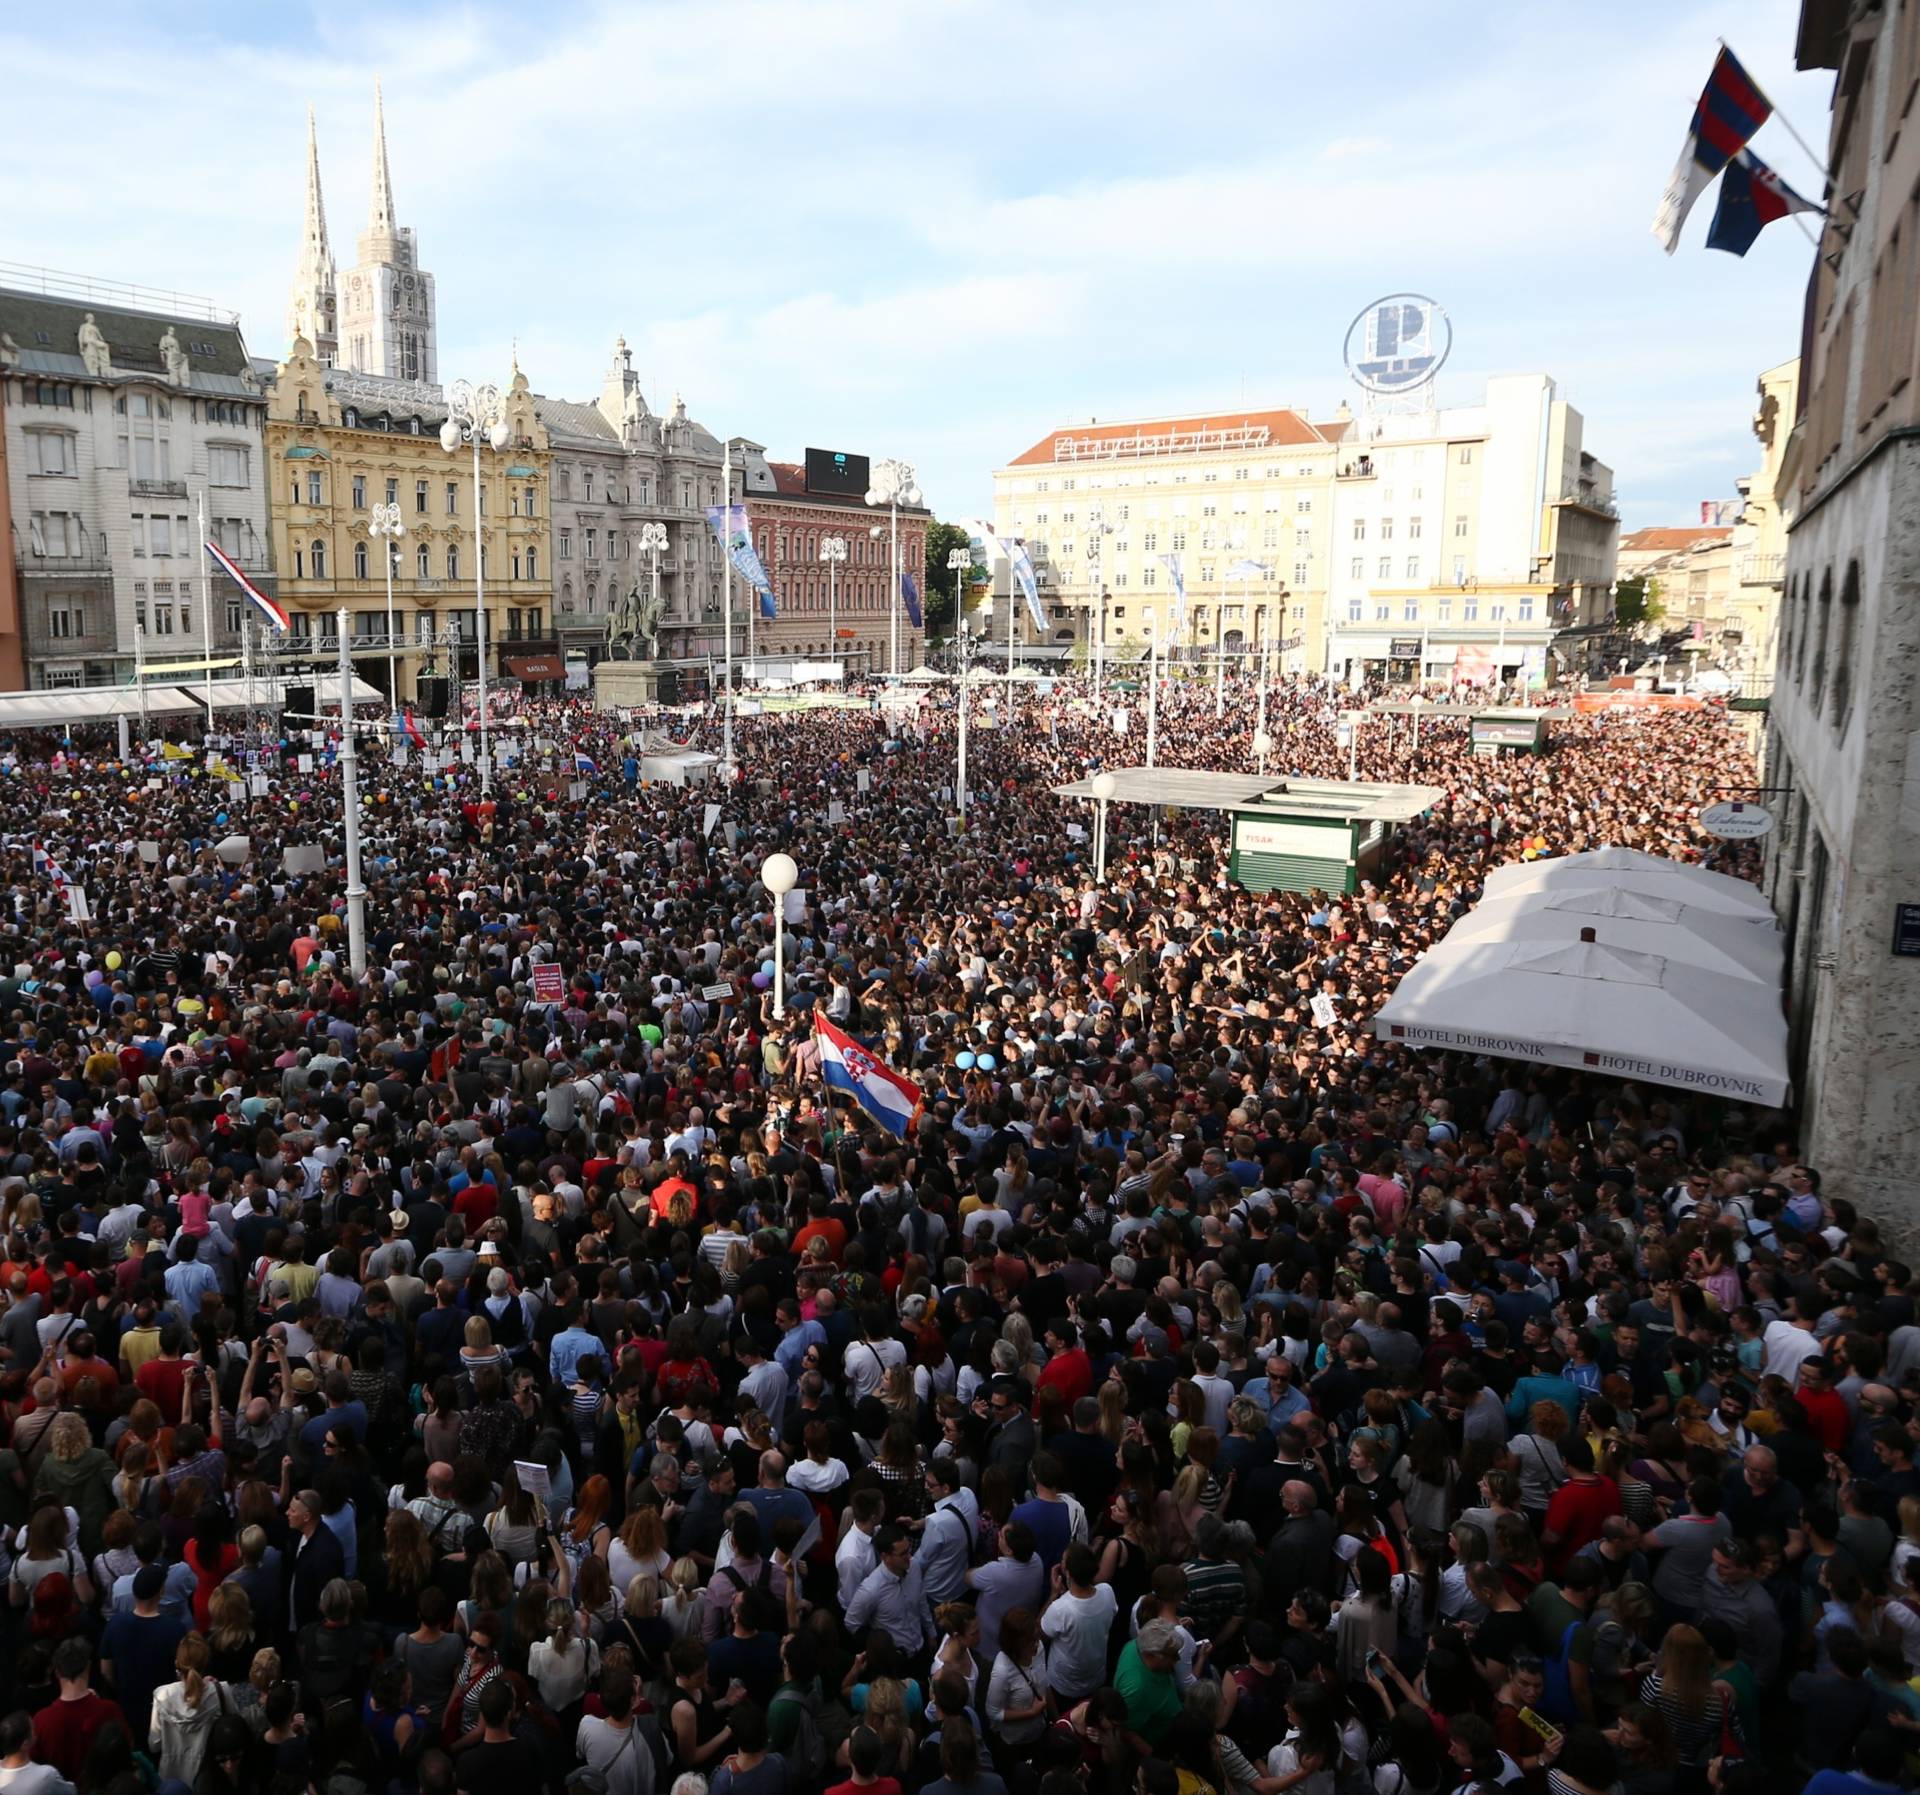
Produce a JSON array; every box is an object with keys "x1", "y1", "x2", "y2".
[
  {"x1": 923, "y1": 521, "x2": 975, "y2": 637},
  {"x1": 1614, "y1": 575, "x2": 1665, "y2": 628}
]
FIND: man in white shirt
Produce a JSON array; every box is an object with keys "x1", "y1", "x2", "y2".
[
  {"x1": 844, "y1": 1315, "x2": 907, "y2": 1402},
  {"x1": 1038, "y1": 1541, "x2": 1117, "y2": 1704},
  {"x1": 835, "y1": 1489, "x2": 884, "y2": 1610}
]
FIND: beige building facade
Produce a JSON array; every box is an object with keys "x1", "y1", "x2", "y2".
[{"x1": 1726, "y1": 357, "x2": 1799, "y2": 680}]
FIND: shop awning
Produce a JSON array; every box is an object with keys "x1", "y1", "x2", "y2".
[{"x1": 505, "y1": 655, "x2": 565, "y2": 681}]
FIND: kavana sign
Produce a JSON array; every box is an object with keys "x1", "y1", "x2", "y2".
[{"x1": 1699, "y1": 800, "x2": 1775, "y2": 840}]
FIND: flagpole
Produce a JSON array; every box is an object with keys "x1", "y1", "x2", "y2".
[
  {"x1": 1719, "y1": 39, "x2": 1833, "y2": 180},
  {"x1": 722, "y1": 441, "x2": 735, "y2": 770},
  {"x1": 198, "y1": 489, "x2": 216, "y2": 731}
]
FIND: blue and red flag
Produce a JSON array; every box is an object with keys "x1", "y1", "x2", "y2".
[
  {"x1": 1707, "y1": 147, "x2": 1824, "y2": 255},
  {"x1": 398, "y1": 710, "x2": 426, "y2": 750},
  {"x1": 1652, "y1": 46, "x2": 1773, "y2": 253},
  {"x1": 204, "y1": 540, "x2": 289, "y2": 630},
  {"x1": 901, "y1": 571, "x2": 923, "y2": 630}
]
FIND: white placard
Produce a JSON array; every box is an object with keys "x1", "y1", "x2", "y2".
[
  {"x1": 296, "y1": 754, "x2": 314, "y2": 773},
  {"x1": 248, "y1": 775, "x2": 270, "y2": 798},
  {"x1": 569, "y1": 781, "x2": 587, "y2": 802},
  {"x1": 702, "y1": 804, "x2": 722, "y2": 838},
  {"x1": 283, "y1": 845, "x2": 325, "y2": 875},
  {"x1": 460, "y1": 743, "x2": 474, "y2": 765},
  {"x1": 783, "y1": 889, "x2": 807, "y2": 924},
  {"x1": 1112, "y1": 708, "x2": 1131, "y2": 735},
  {"x1": 66, "y1": 885, "x2": 90, "y2": 924},
  {"x1": 513, "y1": 1460, "x2": 552, "y2": 1504},
  {"x1": 138, "y1": 840, "x2": 161, "y2": 864},
  {"x1": 1310, "y1": 992, "x2": 1339, "y2": 1029},
  {"x1": 827, "y1": 801, "x2": 845, "y2": 824},
  {"x1": 856, "y1": 770, "x2": 871, "y2": 793}
]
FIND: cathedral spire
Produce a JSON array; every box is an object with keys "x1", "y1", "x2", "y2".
[
  {"x1": 369, "y1": 77, "x2": 396, "y2": 235},
  {"x1": 288, "y1": 103, "x2": 338, "y2": 364}
]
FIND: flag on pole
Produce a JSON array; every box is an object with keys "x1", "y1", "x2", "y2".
[
  {"x1": 901, "y1": 572, "x2": 923, "y2": 629},
  {"x1": 815, "y1": 1014, "x2": 924, "y2": 1138},
  {"x1": 1706, "y1": 146, "x2": 1824, "y2": 254},
  {"x1": 1227, "y1": 558, "x2": 1270, "y2": 581},
  {"x1": 31, "y1": 841, "x2": 70, "y2": 898},
  {"x1": 205, "y1": 540, "x2": 289, "y2": 630},
  {"x1": 1652, "y1": 45, "x2": 1773, "y2": 253},
  {"x1": 400, "y1": 710, "x2": 427, "y2": 750},
  {"x1": 1161, "y1": 554, "x2": 1189, "y2": 639},
  {"x1": 574, "y1": 751, "x2": 599, "y2": 775},
  {"x1": 705, "y1": 504, "x2": 779, "y2": 619}
]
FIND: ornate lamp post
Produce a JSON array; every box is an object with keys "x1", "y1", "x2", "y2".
[
  {"x1": 439, "y1": 379, "x2": 512, "y2": 793},
  {"x1": 637, "y1": 521, "x2": 669, "y2": 655},
  {"x1": 366, "y1": 501, "x2": 406, "y2": 726},
  {"x1": 820, "y1": 535, "x2": 847, "y2": 666},
  {"x1": 865, "y1": 458, "x2": 921, "y2": 679}
]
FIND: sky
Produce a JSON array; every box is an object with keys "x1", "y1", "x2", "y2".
[{"x1": 0, "y1": 1, "x2": 1832, "y2": 528}]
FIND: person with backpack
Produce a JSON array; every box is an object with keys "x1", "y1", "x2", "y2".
[
  {"x1": 710, "y1": 1700, "x2": 790, "y2": 1795},
  {"x1": 573, "y1": 1661, "x2": 658, "y2": 1795},
  {"x1": 768, "y1": 1631, "x2": 831, "y2": 1795}
]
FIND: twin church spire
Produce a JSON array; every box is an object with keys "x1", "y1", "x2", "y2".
[{"x1": 286, "y1": 82, "x2": 438, "y2": 385}]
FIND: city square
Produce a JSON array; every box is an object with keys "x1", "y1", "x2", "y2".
[{"x1": 0, "y1": 6, "x2": 1916, "y2": 1795}]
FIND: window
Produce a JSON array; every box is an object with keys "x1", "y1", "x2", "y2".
[
  {"x1": 311, "y1": 539, "x2": 326, "y2": 578},
  {"x1": 1378, "y1": 556, "x2": 1391, "y2": 578},
  {"x1": 416, "y1": 611, "x2": 436, "y2": 643},
  {"x1": 512, "y1": 551, "x2": 523, "y2": 581},
  {"x1": 1200, "y1": 563, "x2": 1215, "y2": 583},
  {"x1": 1490, "y1": 603, "x2": 1506, "y2": 622},
  {"x1": 1459, "y1": 446, "x2": 1473, "y2": 464},
  {"x1": 1518, "y1": 597, "x2": 1535, "y2": 622},
  {"x1": 49, "y1": 602, "x2": 84, "y2": 639},
  {"x1": 1452, "y1": 556, "x2": 1467, "y2": 583},
  {"x1": 27, "y1": 382, "x2": 77, "y2": 408},
  {"x1": 1347, "y1": 598, "x2": 1362, "y2": 622},
  {"x1": 1113, "y1": 571, "x2": 1128, "y2": 589},
  {"x1": 1408, "y1": 516, "x2": 1423, "y2": 539},
  {"x1": 386, "y1": 478, "x2": 399, "y2": 505},
  {"x1": 1350, "y1": 556, "x2": 1363, "y2": 578},
  {"x1": 1463, "y1": 596, "x2": 1479, "y2": 621},
  {"x1": 30, "y1": 432, "x2": 76, "y2": 475},
  {"x1": 118, "y1": 392, "x2": 172, "y2": 480},
  {"x1": 1352, "y1": 519, "x2": 1366, "y2": 541},
  {"x1": 608, "y1": 530, "x2": 620, "y2": 562},
  {"x1": 446, "y1": 482, "x2": 458, "y2": 515},
  {"x1": 149, "y1": 515, "x2": 172, "y2": 557},
  {"x1": 586, "y1": 529, "x2": 598, "y2": 560},
  {"x1": 526, "y1": 547, "x2": 537, "y2": 581},
  {"x1": 153, "y1": 601, "x2": 174, "y2": 636},
  {"x1": 1406, "y1": 557, "x2": 1420, "y2": 581},
  {"x1": 1438, "y1": 600, "x2": 1452, "y2": 623},
  {"x1": 1296, "y1": 498, "x2": 1312, "y2": 513},
  {"x1": 1380, "y1": 518, "x2": 1394, "y2": 541},
  {"x1": 416, "y1": 544, "x2": 430, "y2": 578},
  {"x1": 447, "y1": 545, "x2": 459, "y2": 579},
  {"x1": 1403, "y1": 597, "x2": 1419, "y2": 622},
  {"x1": 1142, "y1": 566, "x2": 1157, "y2": 588},
  {"x1": 306, "y1": 471, "x2": 323, "y2": 506},
  {"x1": 1143, "y1": 530, "x2": 1158, "y2": 551},
  {"x1": 352, "y1": 475, "x2": 367, "y2": 508},
  {"x1": 209, "y1": 444, "x2": 248, "y2": 487},
  {"x1": 134, "y1": 585, "x2": 147, "y2": 632},
  {"x1": 293, "y1": 548, "x2": 304, "y2": 578},
  {"x1": 355, "y1": 542, "x2": 369, "y2": 579},
  {"x1": 1171, "y1": 530, "x2": 1187, "y2": 551},
  {"x1": 1375, "y1": 602, "x2": 1390, "y2": 621},
  {"x1": 1454, "y1": 515, "x2": 1468, "y2": 538},
  {"x1": 477, "y1": 485, "x2": 487, "y2": 518},
  {"x1": 559, "y1": 530, "x2": 572, "y2": 560},
  {"x1": 1293, "y1": 560, "x2": 1309, "y2": 586},
  {"x1": 583, "y1": 470, "x2": 595, "y2": 501}
]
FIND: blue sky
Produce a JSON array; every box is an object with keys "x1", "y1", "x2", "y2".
[{"x1": 2, "y1": 1, "x2": 1830, "y2": 527}]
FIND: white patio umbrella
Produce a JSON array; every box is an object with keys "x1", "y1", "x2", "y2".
[
  {"x1": 1481, "y1": 846, "x2": 1774, "y2": 921},
  {"x1": 1442, "y1": 886, "x2": 1783, "y2": 984},
  {"x1": 1375, "y1": 928, "x2": 1790, "y2": 1107}
]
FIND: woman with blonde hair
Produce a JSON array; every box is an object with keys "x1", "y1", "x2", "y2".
[
  {"x1": 1891, "y1": 1493, "x2": 1920, "y2": 1593},
  {"x1": 662, "y1": 1555, "x2": 704, "y2": 1642},
  {"x1": 1639, "y1": 1623, "x2": 1738, "y2": 1776},
  {"x1": 149, "y1": 1630, "x2": 226, "y2": 1785},
  {"x1": 206, "y1": 1582, "x2": 257, "y2": 1682},
  {"x1": 854, "y1": 1675, "x2": 915, "y2": 1778},
  {"x1": 36, "y1": 1409, "x2": 118, "y2": 1555},
  {"x1": 458, "y1": 1313, "x2": 510, "y2": 1384},
  {"x1": 1097, "y1": 1378, "x2": 1129, "y2": 1450},
  {"x1": 528, "y1": 1594, "x2": 601, "y2": 1720}
]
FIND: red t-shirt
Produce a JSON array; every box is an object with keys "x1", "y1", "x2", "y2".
[
  {"x1": 826, "y1": 1779, "x2": 902, "y2": 1795},
  {"x1": 1036, "y1": 1347, "x2": 1093, "y2": 1411},
  {"x1": 135, "y1": 1354, "x2": 188, "y2": 1419},
  {"x1": 1798, "y1": 1386, "x2": 1850, "y2": 1455},
  {"x1": 34, "y1": 1691, "x2": 126, "y2": 1781},
  {"x1": 1542, "y1": 1474, "x2": 1623, "y2": 1572}
]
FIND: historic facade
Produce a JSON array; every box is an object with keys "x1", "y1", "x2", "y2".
[
  {"x1": 1761, "y1": 1, "x2": 1920, "y2": 1218},
  {"x1": 0, "y1": 278, "x2": 272, "y2": 689},
  {"x1": 740, "y1": 449, "x2": 927, "y2": 675},
  {"x1": 532, "y1": 341, "x2": 729, "y2": 671},
  {"x1": 263, "y1": 335, "x2": 550, "y2": 700},
  {"x1": 291, "y1": 84, "x2": 437, "y2": 383}
]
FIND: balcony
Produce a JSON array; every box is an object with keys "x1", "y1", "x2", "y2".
[
  {"x1": 1738, "y1": 552, "x2": 1785, "y2": 586},
  {"x1": 1337, "y1": 458, "x2": 1378, "y2": 480},
  {"x1": 130, "y1": 478, "x2": 189, "y2": 500},
  {"x1": 18, "y1": 549, "x2": 111, "y2": 573}
]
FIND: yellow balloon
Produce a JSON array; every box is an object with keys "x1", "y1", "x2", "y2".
[{"x1": 106, "y1": 951, "x2": 123, "y2": 970}]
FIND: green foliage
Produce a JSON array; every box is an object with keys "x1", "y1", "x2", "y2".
[
  {"x1": 1614, "y1": 575, "x2": 1666, "y2": 627},
  {"x1": 923, "y1": 521, "x2": 975, "y2": 636}
]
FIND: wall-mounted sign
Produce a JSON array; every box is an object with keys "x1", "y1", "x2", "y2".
[{"x1": 1699, "y1": 800, "x2": 1775, "y2": 840}]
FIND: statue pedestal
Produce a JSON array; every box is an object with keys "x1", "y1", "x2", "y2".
[{"x1": 593, "y1": 660, "x2": 662, "y2": 711}]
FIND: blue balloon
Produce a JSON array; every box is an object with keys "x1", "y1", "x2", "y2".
[
  {"x1": 760, "y1": 961, "x2": 775, "y2": 977},
  {"x1": 955, "y1": 1051, "x2": 976, "y2": 1070},
  {"x1": 215, "y1": 813, "x2": 227, "y2": 825},
  {"x1": 977, "y1": 1053, "x2": 997, "y2": 1071}
]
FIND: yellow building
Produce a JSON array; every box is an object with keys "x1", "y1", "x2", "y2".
[
  {"x1": 264, "y1": 334, "x2": 551, "y2": 700},
  {"x1": 1727, "y1": 357, "x2": 1798, "y2": 682}
]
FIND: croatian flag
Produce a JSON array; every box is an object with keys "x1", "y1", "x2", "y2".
[
  {"x1": 1652, "y1": 45, "x2": 1772, "y2": 253},
  {"x1": 900, "y1": 572, "x2": 923, "y2": 630},
  {"x1": 32, "y1": 841, "x2": 70, "y2": 896},
  {"x1": 399, "y1": 710, "x2": 426, "y2": 750},
  {"x1": 205, "y1": 540, "x2": 290, "y2": 631},
  {"x1": 574, "y1": 751, "x2": 598, "y2": 775},
  {"x1": 816, "y1": 1015, "x2": 923, "y2": 1138},
  {"x1": 1707, "y1": 147, "x2": 1824, "y2": 255}
]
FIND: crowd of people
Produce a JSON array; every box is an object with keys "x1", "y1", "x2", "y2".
[{"x1": 0, "y1": 666, "x2": 1891, "y2": 1795}]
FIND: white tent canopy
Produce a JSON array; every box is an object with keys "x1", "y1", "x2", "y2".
[
  {"x1": 1441, "y1": 887, "x2": 1785, "y2": 985},
  {"x1": 898, "y1": 665, "x2": 951, "y2": 684},
  {"x1": 1375, "y1": 934, "x2": 1790, "y2": 1107},
  {"x1": 1482, "y1": 846, "x2": 1775, "y2": 921}
]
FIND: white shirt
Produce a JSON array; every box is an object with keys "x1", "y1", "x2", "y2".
[
  {"x1": 1038, "y1": 1582, "x2": 1116, "y2": 1698},
  {"x1": 844, "y1": 1336, "x2": 907, "y2": 1402},
  {"x1": 836, "y1": 1524, "x2": 878, "y2": 1610},
  {"x1": 1763, "y1": 1318, "x2": 1823, "y2": 1382}
]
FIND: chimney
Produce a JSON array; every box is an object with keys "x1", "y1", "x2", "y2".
[{"x1": 1579, "y1": 927, "x2": 1597, "y2": 943}]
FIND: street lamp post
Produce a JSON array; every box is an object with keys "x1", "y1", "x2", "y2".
[
  {"x1": 1090, "y1": 770, "x2": 1116, "y2": 883},
  {"x1": 638, "y1": 521, "x2": 668, "y2": 657},
  {"x1": 440, "y1": 380, "x2": 512, "y2": 794},
  {"x1": 948, "y1": 545, "x2": 972, "y2": 817},
  {"x1": 865, "y1": 458, "x2": 920, "y2": 680},
  {"x1": 820, "y1": 536, "x2": 846, "y2": 669},
  {"x1": 335, "y1": 607, "x2": 367, "y2": 980},
  {"x1": 761, "y1": 851, "x2": 799, "y2": 1021},
  {"x1": 1085, "y1": 506, "x2": 1112, "y2": 698},
  {"x1": 367, "y1": 501, "x2": 406, "y2": 731}
]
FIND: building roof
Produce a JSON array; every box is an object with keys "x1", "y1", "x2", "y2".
[
  {"x1": 1619, "y1": 527, "x2": 1734, "y2": 553},
  {"x1": 1007, "y1": 408, "x2": 1331, "y2": 469},
  {"x1": 758, "y1": 460, "x2": 929, "y2": 514},
  {"x1": 533, "y1": 397, "x2": 619, "y2": 447},
  {"x1": 1051, "y1": 767, "x2": 1445, "y2": 823},
  {"x1": 0, "y1": 286, "x2": 253, "y2": 380}
]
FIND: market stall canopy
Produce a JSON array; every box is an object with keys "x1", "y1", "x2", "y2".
[
  {"x1": 1439, "y1": 886, "x2": 1784, "y2": 985},
  {"x1": 1481, "y1": 846, "x2": 1775, "y2": 921},
  {"x1": 1374, "y1": 931, "x2": 1790, "y2": 1107}
]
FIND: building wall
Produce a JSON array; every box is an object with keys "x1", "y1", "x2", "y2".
[
  {"x1": 0, "y1": 288, "x2": 273, "y2": 689},
  {"x1": 1764, "y1": 0, "x2": 1920, "y2": 1220},
  {"x1": 754, "y1": 494, "x2": 925, "y2": 675},
  {"x1": 1726, "y1": 358, "x2": 1800, "y2": 678},
  {"x1": 0, "y1": 383, "x2": 22, "y2": 689},
  {"x1": 264, "y1": 336, "x2": 550, "y2": 699}
]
